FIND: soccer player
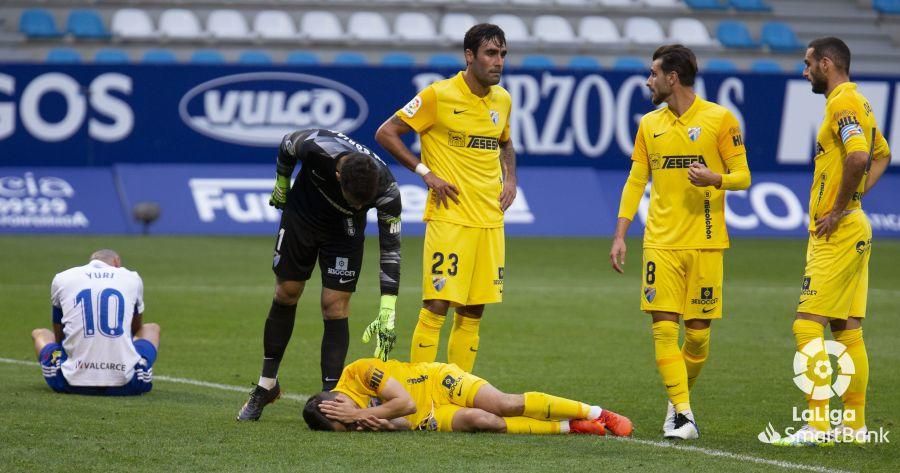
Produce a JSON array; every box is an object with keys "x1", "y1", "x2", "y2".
[
  {"x1": 237, "y1": 129, "x2": 402, "y2": 421},
  {"x1": 773, "y1": 37, "x2": 891, "y2": 447},
  {"x1": 375, "y1": 24, "x2": 516, "y2": 373},
  {"x1": 32, "y1": 249, "x2": 161, "y2": 395},
  {"x1": 302, "y1": 357, "x2": 633, "y2": 437},
  {"x1": 609, "y1": 44, "x2": 751, "y2": 440}
]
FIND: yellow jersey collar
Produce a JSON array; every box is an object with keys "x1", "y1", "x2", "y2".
[
  {"x1": 826, "y1": 81, "x2": 856, "y2": 103},
  {"x1": 666, "y1": 95, "x2": 703, "y2": 124},
  {"x1": 452, "y1": 71, "x2": 493, "y2": 104}
]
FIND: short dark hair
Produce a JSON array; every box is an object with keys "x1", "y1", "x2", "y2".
[
  {"x1": 652, "y1": 44, "x2": 698, "y2": 86},
  {"x1": 464, "y1": 23, "x2": 506, "y2": 56},
  {"x1": 339, "y1": 152, "x2": 379, "y2": 206},
  {"x1": 303, "y1": 391, "x2": 339, "y2": 431},
  {"x1": 808, "y1": 37, "x2": 851, "y2": 74}
]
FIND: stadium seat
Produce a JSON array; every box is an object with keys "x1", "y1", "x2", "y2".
[
  {"x1": 190, "y1": 50, "x2": 225, "y2": 64},
  {"x1": 578, "y1": 17, "x2": 621, "y2": 44},
  {"x1": 347, "y1": 12, "x2": 392, "y2": 42},
  {"x1": 569, "y1": 55, "x2": 602, "y2": 70},
  {"x1": 440, "y1": 13, "x2": 477, "y2": 42},
  {"x1": 301, "y1": 11, "x2": 343, "y2": 41},
  {"x1": 684, "y1": 0, "x2": 728, "y2": 9},
  {"x1": 286, "y1": 51, "x2": 319, "y2": 65},
  {"x1": 253, "y1": 11, "x2": 298, "y2": 40},
  {"x1": 207, "y1": 10, "x2": 253, "y2": 40},
  {"x1": 510, "y1": 0, "x2": 543, "y2": 4},
  {"x1": 533, "y1": 16, "x2": 577, "y2": 44},
  {"x1": 20, "y1": 9, "x2": 61, "y2": 38},
  {"x1": 873, "y1": 0, "x2": 900, "y2": 14},
  {"x1": 159, "y1": 9, "x2": 205, "y2": 39},
  {"x1": 730, "y1": 0, "x2": 772, "y2": 11},
  {"x1": 716, "y1": 21, "x2": 758, "y2": 49},
  {"x1": 333, "y1": 52, "x2": 368, "y2": 66},
  {"x1": 644, "y1": 0, "x2": 689, "y2": 7},
  {"x1": 669, "y1": 18, "x2": 715, "y2": 46},
  {"x1": 46, "y1": 48, "x2": 81, "y2": 63},
  {"x1": 521, "y1": 55, "x2": 555, "y2": 68},
  {"x1": 95, "y1": 48, "x2": 130, "y2": 63},
  {"x1": 488, "y1": 15, "x2": 532, "y2": 44},
  {"x1": 112, "y1": 9, "x2": 157, "y2": 39},
  {"x1": 67, "y1": 10, "x2": 110, "y2": 39},
  {"x1": 239, "y1": 51, "x2": 272, "y2": 64},
  {"x1": 750, "y1": 59, "x2": 782, "y2": 73},
  {"x1": 557, "y1": 0, "x2": 591, "y2": 5},
  {"x1": 705, "y1": 58, "x2": 738, "y2": 72},
  {"x1": 382, "y1": 52, "x2": 416, "y2": 66},
  {"x1": 761, "y1": 22, "x2": 803, "y2": 52},
  {"x1": 613, "y1": 56, "x2": 646, "y2": 70},
  {"x1": 394, "y1": 13, "x2": 439, "y2": 43},
  {"x1": 599, "y1": 0, "x2": 641, "y2": 6},
  {"x1": 623, "y1": 17, "x2": 666, "y2": 44},
  {"x1": 428, "y1": 53, "x2": 464, "y2": 68},
  {"x1": 142, "y1": 49, "x2": 178, "y2": 63}
]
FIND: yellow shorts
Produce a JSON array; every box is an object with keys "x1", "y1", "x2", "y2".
[
  {"x1": 797, "y1": 211, "x2": 871, "y2": 319},
  {"x1": 641, "y1": 248, "x2": 724, "y2": 319},
  {"x1": 422, "y1": 220, "x2": 504, "y2": 306},
  {"x1": 431, "y1": 363, "x2": 488, "y2": 432}
]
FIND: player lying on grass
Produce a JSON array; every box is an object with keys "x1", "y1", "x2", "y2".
[{"x1": 302, "y1": 358, "x2": 632, "y2": 436}]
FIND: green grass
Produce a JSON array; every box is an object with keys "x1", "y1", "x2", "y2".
[{"x1": 0, "y1": 236, "x2": 897, "y2": 472}]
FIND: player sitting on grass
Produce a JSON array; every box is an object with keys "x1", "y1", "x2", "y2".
[{"x1": 302, "y1": 357, "x2": 632, "y2": 436}]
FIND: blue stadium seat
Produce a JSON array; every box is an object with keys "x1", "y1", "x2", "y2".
[
  {"x1": 612, "y1": 57, "x2": 646, "y2": 71},
  {"x1": 568, "y1": 56, "x2": 602, "y2": 70},
  {"x1": 286, "y1": 51, "x2": 319, "y2": 65},
  {"x1": 333, "y1": 52, "x2": 367, "y2": 66},
  {"x1": 381, "y1": 52, "x2": 416, "y2": 67},
  {"x1": 750, "y1": 59, "x2": 782, "y2": 73},
  {"x1": 142, "y1": 49, "x2": 178, "y2": 64},
  {"x1": 95, "y1": 48, "x2": 130, "y2": 63},
  {"x1": 705, "y1": 58, "x2": 738, "y2": 72},
  {"x1": 873, "y1": 0, "x2": 900, "y2": 13},
  {"x1": 67, "y1": 10, "x2": 110, "y2": 39},
  {"x1": 761, "y1": 22, "x2": 803, "y2": 52},
  {"x1": 46, "y1": 48, "x2": 82, "y2": 63},
  {"x1": 239, "y1": 51, "x2": 273, "y2": 65},
  {"x1": 521, "y1": 55, "x2": 555, "y2": 69},
  {"x1": 428, "y1": 54, "x2": 464, "y2": 68},
  {"x1": 684, "y1": 0, "x2": 728, "y2": 10},
  {"x1": 191, "y1": 50, "x2": 226, "y2": 64},
  {"x1": 716, "y1": 21, "x2": 758, "y2": 49},
  {"x1": 730, "y1": 0, "x2": 772, "y2": 11},
  {"x1": 20, "y1": 9, "x2": 61, "y2": 38}
]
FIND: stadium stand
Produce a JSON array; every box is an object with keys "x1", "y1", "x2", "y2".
[
  {"x1": 286, "y1": 51, "x2": 320, "y2": 65},
  {"x1": 20, "y1": 9, "x2": 61, "y2": 38},
  {"x1": 428, "y1": 53, "x2": 464, "y2": 67},
  {"x1": 393, "y1": 13, "x2": 439, "y2": 43},
  {"x1": 613, "y1": 56, "x2": 646, "y2": 70},
  {"x1": 705, "y1": 58, "x2": 739, "y2": 71},
  {"x1": 716, "y1": 21, "x2": 759, "y2": 49},
  {"x1": 873, "y1": 0, "x2": 900, "y2": 14},
  {"x1": 750, "y1": 58, "x2": 783, "y2": 72},
  {"x1": 333, "y1": 51, "x2": 368, "y2": 65},
  {"x1": 158, "y1": 9, "x2": 205, "y2": 40},
  {"x1": 253, "y1": 11, "x2": 298, "y2": 40},
  {"x1": 521, "y1": 54, "x2": 555, "y2": 68},
  {"x1": 46, "y1": 47, "x2": 81, "y2": 63},
  {"x1": 568, "y1": 55, "x2": 603, "y2": 69},
  {"x1": 301, "y1": 11, "x2": 343, "y2": 41},
  {"x1": 578, "y1": 16, "x2": 622, "y2": 44},
  {"x1": 94, "y1": 48, "x2": 129, "y2": 63},
  {"x1": 142, "y1": 49, "x2": 178, "y2": 63},
  {"x1": 207, "y1": 10, "x2": 254, "y2": 40},
  {"x1": 348, "y1": 12, "x2": 393, "y2": 42},
  {"x1": 111, "y1": 9, "x2": 157, "y2": 40},
  {"x1": 67, "y1": 10, "x2": 110, "y2": 40},
  {"x1": 668, "y1": 18, "x2": 716, "y2": 47},
  {"x1": 440, "y1": 13, "x2": 477, "y2": 42},
  {"x1": 683, "y1": 0, "x2": 728, "y2": 10},
  {"x1": 381, "y1": 52, "x2": 416, "y2": 66},
  {"x1": 190, "y1": 49, "x2": 225, "y2": 63},
  {"x1": 761, "y1": 21, "x2": 803, "y2": 52},
  {"x1": 238, "y1": 50, "x2": 272, "y2": 64},
  {"x1": 624, "y1": 17, "x2": 667, "y2": 44},
  {"x1": 533, "y1": 15, "x2": 577, "y2": 44},
  {"x1": 730, "y1": 0, "x2": 772, "y2": 12}
]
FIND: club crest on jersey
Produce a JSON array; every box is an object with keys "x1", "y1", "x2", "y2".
[
  {"x1": 688, "y1": 127, "x2": 702, "y2": 141},
  {"x1": 402, "y1": 96, "x2": 422, "y2": 118},
  {"x1": 273, "y1": 251, "x2": 281, "y2": 267},
  {"x1": 644, "y1": 286, "x2": 656, "y2": 302},
  {"x1": 432, "y1": 276, "x2": 447, "y2": 292},
  {"x1": 489, "y1": 110, "x2": 499, "y2": 125}
]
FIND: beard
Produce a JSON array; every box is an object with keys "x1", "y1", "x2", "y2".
[
  {"x1": 650, "y1": 89, "x2": 668, "y2": 106},
  {"x1": 809, "y1": 74, "x2": 827, "y2": 94}
]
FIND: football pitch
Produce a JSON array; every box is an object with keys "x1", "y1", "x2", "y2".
[{"x1": 1, "y1": 235, "x2": 897, "y2": 472}]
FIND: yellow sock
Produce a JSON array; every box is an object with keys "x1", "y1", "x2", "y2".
[
  {"x1": 792, "y1": 319, "x2": 830, "y2": 431},
  {"x1": 682, "y1": 326, "x2": 710, "y2": 390},
  {"x1": 447, "y1": 313, "x2": 480, "y2": 372},
  {"x1": 522, "y1": 392, "x2": 592, "y2": 421},
  {"x1": 652, "y1": 320, "x2": 690, "y2": 413},
  {"x1": 834, "y1": 328, "x2": 867, "y2": 430},
  {"x1": 503, "y1": 417, "x2": 562, "y2": 435},
  {"x1": 410, "y1": 308, "x2": 445, "y2": 363}
]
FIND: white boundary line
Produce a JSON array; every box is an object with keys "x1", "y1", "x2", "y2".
[{"x1": 0, "y1": 357, "x2": 853, "y2": 472}]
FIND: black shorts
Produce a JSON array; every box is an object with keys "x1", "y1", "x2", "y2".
[{"x1": 272, "y1": 210, "x2": 365, "y2": 292}]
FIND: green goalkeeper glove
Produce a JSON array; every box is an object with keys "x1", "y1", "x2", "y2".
[
  {"x1": 269, "y1": 174, "x2": 290, "y2": 209},
  {"x1": 362, "y1": 295, "x2": 397, "y2": 361}
]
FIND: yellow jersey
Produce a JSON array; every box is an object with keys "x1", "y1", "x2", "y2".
[
  {"x1": 396, "y1": 72, "x2": 512, "y2": 228},
  {"x1": 809, "y1": 82, "x2": 891, "y2": 231},
  {"x1": 633, "y1": 97, "x2": 747, "y2": 249}
]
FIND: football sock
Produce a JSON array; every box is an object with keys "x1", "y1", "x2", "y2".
[
  {"x1": 261, "y1": 300, "x2": 297, "y2": 379},
  {"x1": 257, "y1": 376, "x2": 277, "y2": 390},
  {"x1": 447, "y1": 312, "x2": 481, "y2": 372},
  {"x1": 652, "y1": 320, "x2": 691, "y2": 413},
  {"x1": 834, "y1": 328, "x2": 867, "y2": 430},
  {"x1": 792, "y1": 319, "x2": 830, "y2": 431},
  {"x1": 321, "y1": 318, "x2": 349, "y2": 390},
  {"x1": 503, "y1": 417, "x2": 562, "y2": 435},
  {"x1": 410, "y1": 308, "x2": 445, "y2": 363},
  {"x1": 522, "y1": 392, "x2": 592, "y2": 421},
  {"x1": 682, "y1": 326, "x2": 711, "y2": 390}
]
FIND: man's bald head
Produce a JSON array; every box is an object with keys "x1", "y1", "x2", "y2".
[{"x1": 90, "y1": 249, "x2": 121, "y2": 267}]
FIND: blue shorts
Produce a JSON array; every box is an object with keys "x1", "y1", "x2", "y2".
[{"x1": 38, "y1": 339, "x2": 157, "y2": 396}]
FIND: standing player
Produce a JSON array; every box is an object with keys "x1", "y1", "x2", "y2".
[
  {"x1": 375, "y1": 24, "x2": 516, "y2": 373},
  {"x1": 609, "y1": 45, "x2": 751, "y2": 439},
  {"x1": 32, "y1": 249, "x2": 161, "y2": 395},
  {"x1": 237, "y1": 129, "x2": 402, "y2": 421},
  {"x1": 773, "y1": 37, "x2": 891, "y2": 447}
]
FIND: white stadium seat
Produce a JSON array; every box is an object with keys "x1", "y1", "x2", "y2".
[
  {"x1": 111, "y1": 9, "x2": 156, "y2": 39},
  {"x1": 668, "y1": 17, "x2": 715, "y2": 46},
  {"x1": 253, "y1": 11, "x2": 298, "y2": 40},
  {"x1": 488, "y1": 14, "x2": 532, "y2": 43},
  {"x1": 440, "y1": 13, "x2": 477, "y2": 41},
  {"x1": 158, "y1": 9, "x2": 204, "y2": 39},
  {"x1": 347, "y1": 12, "x2": 392, "y2": 42},
  {"x1": 556, "y1": 0, "x2": 591, "y2": 5},
  {"x1": 578, "y1": 16, "x2": 621, "y2": 44},
  {"x1": 533, "y1": 15, "x2": 576, "y2": 44},
  {"x1": 394, "y1": 13, "x2": 438, "y2": 42},
  {"x1": 207, "y1": 10, "x2": 253, "y2": 40},
  {"x1": 510, "y1": 0, "x2": 543, "y2": 5},
  {"x1": 599, "y1": 0, "x2": 641, "y2": 5},
  {"x1": 643, "y1": 0, "x2": 687, "y2": 8},
  {"x1": 301, "y1": 11, "x2": 343, "y2": 41},
  {"x1": 623, "y1": 17, "x2": 666, "y2": 44}
]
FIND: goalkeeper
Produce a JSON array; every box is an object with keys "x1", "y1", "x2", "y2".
[{"x1": 237, "y1": 128, "x2": 403, "y2": 422}]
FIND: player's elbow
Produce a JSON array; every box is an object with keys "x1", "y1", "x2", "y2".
[
  {"x1": 375, "y1": 120, "x2": 396, "y2": 147},
  {"x1": 400, "y1": 399, "x2": 417, "y2": 417},
  {"x1": 846, "y1": 151, "x2": 868, "y2": 170}
]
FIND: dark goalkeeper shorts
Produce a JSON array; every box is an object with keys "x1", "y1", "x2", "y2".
[{"x1": 272, "y1": 210, "x2": 364, "y2": 292}]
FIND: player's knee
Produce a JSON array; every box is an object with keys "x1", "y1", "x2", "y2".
[
  {"x1": 457, "y1": 305, "x2": 484, "y2": 319},
  {"x1": 321, "y1": 293, "x2": 350, "y2": 319},
  {"x1": 274, "y1": 280, "x2": 304, "y2": 304},
  {"x1": 461, "y1": 409, "x2": 505, "y2": 432},
  {"x1": 424, "y1": 299, "x2": 450, "y2": 316}
]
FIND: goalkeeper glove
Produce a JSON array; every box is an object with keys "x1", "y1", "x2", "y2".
[
  {"x1": 362, "y1": 295, "x2": 397, "y2": 361},
  {"x1": 269, "y1": 174, "x2": 290, "y2": 209}
]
